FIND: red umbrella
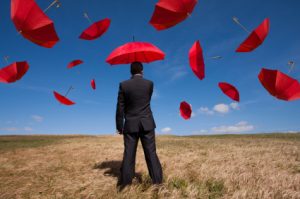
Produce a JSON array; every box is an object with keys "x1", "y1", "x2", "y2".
[
  {"x1": 258, "y1": 68, "x2": 300, "y2": 101},
  {"x1": 79, "y1": 18, "x2": 111, "y2": 40},
  {"x1": 180, "y1": 101, "x2": 192, "y2": 120},
  {"x1": 0, "y1": 61, "x2": 29, "y2": 83},
  {"x1": 67, "y1": 60, "x2": 83, "y2": 69},
  {"x1": 53, "y1": 91, "x2": 75, "y2": 106},
  {"x1": 218, "y1": 82, "x2": 240, "y2": 102},
  {"x1": 149, "y1": 0, "x2": 198, "y2": 31},
  {"x1": 91, "y1": 79, "x2": 96, "y2": 90},
  {"x1": 236, "y1": 18, "x2": 270, "y2": 52},
  {"x1": 11, "y1": 0, "x2": 60, "y2": 48},
  {"x1": 106, "y1": 42, "x2": 165, "y2": 65},
  {"x1": 189, "y1": 40, "x2": 205, "y2": 80}
]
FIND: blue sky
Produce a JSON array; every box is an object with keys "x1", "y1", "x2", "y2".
[{"x1": 1, "y1": 0, "x2": 300, "y2": 135}]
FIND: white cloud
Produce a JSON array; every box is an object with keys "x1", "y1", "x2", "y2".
[
  {"x1": 198, "y1": 107, "x2": 214, "y2": 115},
  {"x1": 24, "y1": 127, "x2": 33, "y2": 132},
  {"x1": 211, "y1": 121, "x2": 254, "y2": 134},
  {"x1": 230, "y1": 102, "x2": 240, "y2": 110},
  {"x1": 192, "y1": 129, "x2": 208, "y2": 134},
  {"x1": 169, "y1": 67, "x2": 188, "y2": 81},
  {"x1": 32, "y1": 115, "x2": 43, "y2": 122},
  {"x1": 195, "y1": 103, "x2": 240, "y2": 117},
  {"x1": 0, "y1": 127, "x2": 33, "y2": 132},
  {"x1": 161, "y1": 127, "x2": 172, "y2": 133},
  {"x1": 0, "y1": 127, "x2": 19, "y2": 131},
  {"x1": 213, "y1": 104, "x2": 230, "y2": 114}
]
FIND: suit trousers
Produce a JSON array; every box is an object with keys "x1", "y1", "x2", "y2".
[{"x1": 120, "y1": 129, "x2": 163, "y2": 185}]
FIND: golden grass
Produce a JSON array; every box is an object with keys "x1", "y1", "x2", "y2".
[{"x1": 0, "y1": 133, "x2": 299, "y2": 199}]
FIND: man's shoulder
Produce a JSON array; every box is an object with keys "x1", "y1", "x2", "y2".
[{"x1": 120, "y1": 78, "x2": 153, "y2": 85}]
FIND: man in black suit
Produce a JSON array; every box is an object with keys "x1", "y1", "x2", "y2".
[{"x1": 116, "y1": 62, "x2": 163, "y2": 188}]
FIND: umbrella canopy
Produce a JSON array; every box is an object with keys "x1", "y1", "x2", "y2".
[
  {"x1": 149, "y1": 0, "x2": 197, "y2": 30},
  {"x1": 106, "y1": 42, "x2": 165, "y2": 65},
  {"x1": 179, "y1": 101, "x2": 192, "y2": 120},
  {"x1": 11, "y1": 0, "x2": 60, "y2": 48},
  {"x1": 0, "y1": 61, "x2": 29, "y2": 83},
  {"x1": 189, "y1": 40, "x2": 205, "y2": 80},
  {"x1": 67, "y1": 60, "x2": 83, "y2": 69},
  {"x1": 53, "y1": 91, "x2": 75, "y2": 106},
  {"x1": 258, "y1": 68, "x2": 300, "y2": 101},
  {"x1": 91, "y1": 79, "x2": 96, "y2": 90},
  {"x1": 218, "y1": 82, "x2": 240, "y2": 102},
  {"x1": 236, "y1": 18, "x2": 270, "y2": 52},
  {"x1": 79, "y1": 18, "x2": 111, "y2": 40}
]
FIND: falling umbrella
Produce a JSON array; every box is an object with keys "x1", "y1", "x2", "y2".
[
  {"x1": 258, "y1": 68, "x2": 300, "y2": 101},
  {"x1": 91, "y1": 79, "x2": 96, "y2": 90},
  {"x1": 11, "y1": 0, "x2": 60, "y2": 48},
  {"x1": 233, "y1": 17, "x2": 270, "y2": 52},
  {"x1": 53, "y1": 86, "x2": 76, "y2": 105},
  {"x1": 218, "y1": 82, "x2": 240, "y2": 102},
  {"x1": 0, "y1": 61, "x2": 29, "y2": 84},
  {"x1": 79, "y1": 12, "x2": 111, "y2": 40},
  {"x1": 180, "y1": 101, "x2": 192, "y2": 120},
  {"x1": 149, "y1": 0, "x2": 198, "y2": 31},
  {"x1": 67, "y1": 60, "x2": 83, "y2": 69},
  {"x1": 106, "y1": 41, "x2": 165, "y2": 65},
  {"x1": 189, "y1": 40, "x2": 205, "y2": 80}
]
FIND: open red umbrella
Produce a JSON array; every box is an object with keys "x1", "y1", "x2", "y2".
[
  {"x1": 11, "y1": 0, "x2": 60, "y2": 48},
  {"x1": 180, "y1": 101, "x2": 192, "y2": 120},
  {"x1": 67, "y1": 60, "x2": 83, "y2": 69},
  {"x1": 79, "y1": 18, "x2": 111, "y2": 40},
  {"x1": 218, "y1": 82, "x2": 240, "y2": 102},
  {"x1": 149, "y1": 0, "x2": 197, "y2": 31},
  {"x1": 258, "y1": 68, "x2": 300, "y2": 101},
  {"x1": 189, "y1": 40, "x2": 205, "y2": 80},
  {"x1": 106, "y1": 42, "x2": 165, "y2": 65},
  {"x1": 53, "y1": 91, "x2": 75, "y2": 106},
  {"x1": 236, "y1": 18, "x2": 270, "y2": 52},
  {"x1": 0, "y1": 61, "x2": 29, "y2": 83},
  {"x1": 91, "y1": 79, "x2": 96, "y2": 90}
]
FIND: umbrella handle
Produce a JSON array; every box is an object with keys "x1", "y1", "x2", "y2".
[
  {"x1": 44, "y1": 0, "x2": 61, "y2": 13},
  {"x1": 288, "y1": 61, "x2": 296, "y2": 74},
  {"x1": 232, "y1": 17, "x2": 250, "y2": 33},
  {"x1": 208, "y1": 56, "x2": 222, "y2": 60},
  {"x1": 65, "y1": 86, "x2": 74, "y2": 97},
  {"x1": 83, "y1": 12, "x2": 93, "y2": 24},
  {"x1": 3, "y1": 56, "x2": 9, "y2": 64}
]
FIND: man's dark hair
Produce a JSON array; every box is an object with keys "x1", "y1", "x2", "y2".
[{"x1": 130, "y1": 62, "x2": 143, "y2": 75}]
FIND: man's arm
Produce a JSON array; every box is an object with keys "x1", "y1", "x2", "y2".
[
  {"x1": 150, "y1": 81, "x2": 154, "y2": 99},
  {"x1": 116, "y1": 83, "x2": 125, "y2": 133}
]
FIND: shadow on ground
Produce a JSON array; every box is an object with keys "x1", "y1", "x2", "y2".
[{"x1": 93, "y1": 160, "x2": 143, "y2": 186}]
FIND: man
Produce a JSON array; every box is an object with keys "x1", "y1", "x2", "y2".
[{"x1": 116, "y1": 61, "x2": 163, "y2": 188}]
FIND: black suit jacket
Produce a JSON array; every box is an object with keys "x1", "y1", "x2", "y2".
[{"x1": 116, "y1": 75, "x2": 156, "y2": 133}]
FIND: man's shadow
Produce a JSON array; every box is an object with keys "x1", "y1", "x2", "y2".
[{"x1": 93, "y1": 160, "x2": 143, "y2": 186}]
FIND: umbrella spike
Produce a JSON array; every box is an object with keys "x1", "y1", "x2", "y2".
[
  {"x1": 232, "y1": 16, "x2": 250, "y2": 33},
  {"x1": 83, "y1": 12, "x2": 93, "y2": 24},
  {"x1": 44, "y1": 0, "x2": 61, "y2": 13}
]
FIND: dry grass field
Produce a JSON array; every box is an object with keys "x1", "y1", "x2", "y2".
[{"x1": 0, "y1": 133, "x2": 299, "y2": 199}]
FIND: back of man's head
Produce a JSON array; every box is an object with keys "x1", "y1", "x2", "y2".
[{"x1": 130, "y1": 62, "x2": 143, "y2": 75}]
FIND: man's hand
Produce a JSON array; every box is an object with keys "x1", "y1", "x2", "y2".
[{"x1": 116, "y1": 129, "x2": 123, "y2": 135}]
